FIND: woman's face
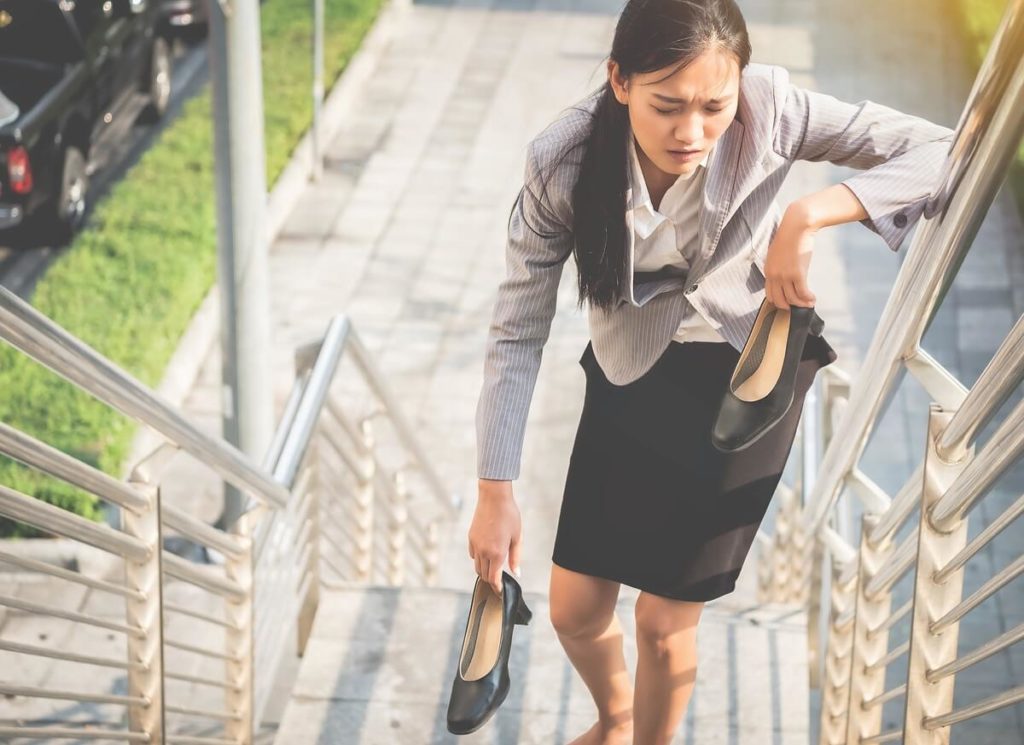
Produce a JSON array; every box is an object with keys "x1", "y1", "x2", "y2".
[{"x1": 609, "y1": 49, "x2": 740, "y2": 190}]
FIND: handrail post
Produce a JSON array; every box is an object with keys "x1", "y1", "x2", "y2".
[
  {"x1": 123, "y1": 478, "x2": 166, "y2": 743},
  {"x1": 225, "y1": 511, "x2": 255, "y2": 742},
  {"x1": 355, "y1": 416, "x2": 376, "y2": 582},
  {"x1": 902, "y1": 403, "x2": 973, "y2": 742},
  {"x1": 297, "y1": 438, "x2": 322, "y2": 656},
  {"x1": 818, "y1": 557, "x2": 857, "y2": 745},
  {"x1": 844, "y1": 513, "x2": 894, "y2": 743},
  {"x1": 387, "y1": 470, "x2": 408, "y2": 586},
  {"x1": 806, "y1": 534, "x2": 825, "y2": 690}
]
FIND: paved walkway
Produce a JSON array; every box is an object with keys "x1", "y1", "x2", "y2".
[{"x1": 2, "y1": 0, "x2": 1022, "y2": 741}]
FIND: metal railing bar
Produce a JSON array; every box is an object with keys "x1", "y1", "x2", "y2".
[
  {"x1": 164, "y1": 735, "x2": 235, "y2": 745},
  {"x1": 0, "y1": 683, "x2": 146, "y2": 707},
  {"x1": 927, "y1": 622, "x2": 1024, "y2": 683},
  {"x1": 164, "y1": 704, "x2": 241, "y2": 722},
  {"x1": 858, "y1": 727, "x2": 902, "y2": 744},
  {"x1": 163, "y1": 637, "x2": 241, "y2": 663},
  {"x1": 0, "y1": 548, "x2": 145, "y2": 601},
  {"x1": 803, "y1": 33, "x2": 1024, "y2": 537},
  {"x1": 162, "y1": 505, "x2": 246, "y2": 560},
  {"x1": 253, "y1": 568, "x2": 312, "y2": 726},
  {"x1": 921, "y1": 684, "x2": 1024, "y2": 729},
  {"x1": 846, "y1": 467, "x2": 893, "y2": 515},
  {"x1": 862, "y1": 683, "x2": 905, "y2": 709},
  {"x1": 837, "y1": 554, "x2": 859, "y2": 587},
  {"x1": 930, "y1": 554, "x2": 1024, "y2": 633},
  {"x1": 867, "y1": 464, "x2": 923, "y2": 546},
  {"x1": 903, "y1": 346, "x2": 969, "y2": 412},
  {"x1": 0, "y1": 285, "x2": 290, "y2": 510},
  {"x1": 822, "y1": 527, "x2": 856, "y2": 564},
  {"x1": 161, "y1": 552, "x2": 246, "y2": 601},
  {"x1": 271, "y1": 316, "x2": 348, "y2": 491},
  {"x1": 935, "y1": 314, "x2": 1024, "y2": 461},
  {"x1": 0, "y1": 725, "x2": 148, "y2": 741},
  {"x1": 929, "y1": 394, "x2": 1024, "y2": 530},
  {"x1": 163, "y1": 671, "x2": 239, "y2": 692},
  {"x1": 263, "y1": 370, "x2": 308, "y2": 474},
  {"x1": 320, "y1": 420, "x2": 370, "y2": 480},
  {"x1": 0, "y1": 484, "x2": 150, "y2": 561},
  {"x1": 934, "y1": 493, "x2": 1024, "y2": 583},
  {"x1": 867, "y1": 599, "x2": 912, "y2": 639},
  {"x1": 163, "y1": 602, "x2": 231, "y2": 629},
  {"x1": 0, "y1": 639, "x2": 141, "y2": 670},
  {"x1": 0, "y1": 594, "x2": 144, "y2": 637},
  {"x1": 864, "y1": 641, "x2": 909, "y2": 674},
  {"x1": 0, "y1": 423, "x2": 150, "y2": 513},
  {"x1": 345, "y1": 326, "x2": 459, "y2": 514},
  {"x1": 325, "y1": 396, "x2": 371, "y2": 456},
  {"x1": 864, "y1": 527, "x2": 917, "y2": 599}
]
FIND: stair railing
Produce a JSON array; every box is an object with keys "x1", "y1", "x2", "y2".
[
  {"x1": 0, "y1": 288, "x2": 458, "y2": 742},
  {"x1": 756, "y1": 3, "x2": 1024, "y2": 743}
]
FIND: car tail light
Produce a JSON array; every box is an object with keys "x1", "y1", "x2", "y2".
[{"x1": 8, "y1": 147, "x2": 33, "y2": 194}]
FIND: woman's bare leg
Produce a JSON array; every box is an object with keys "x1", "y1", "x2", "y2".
[
  {"x1": 550, "y1": 562, "x2": 634, "y2": 745},
  {"x1": 632, "y1": 591, "x2": 704, "y2": 745}
]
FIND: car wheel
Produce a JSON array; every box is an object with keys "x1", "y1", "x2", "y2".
[
  {"x1": 143, "y1": 36, "x2": 172, "y2": 120},
  {"x1": 51, "y1": 146, "x2": 88, "y2": 244}
]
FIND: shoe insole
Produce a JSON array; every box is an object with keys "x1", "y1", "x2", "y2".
[
  {"x1": 458, "y1": 586, "x2": 504, "y2": 680},
  {"x1": 733, "y1": 306, "x2": 791, "y2": 402}
]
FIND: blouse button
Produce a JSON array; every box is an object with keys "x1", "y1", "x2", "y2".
[{"x1": 685, "y1": 283, "x2": 699, "y2": 294}]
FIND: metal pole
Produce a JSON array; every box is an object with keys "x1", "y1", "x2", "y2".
[
  {"x1": 208, "y1": 0, "x2": 274, "y2": 530},
  {"x1": 311, "y1": 0, "x2": 325, "y2": 181}
]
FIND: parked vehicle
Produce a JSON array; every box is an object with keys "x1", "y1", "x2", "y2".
[
  {"x1": 0, "y1": 0, "x2": 173, "y2": 243},
  {"x1": 160, "y1": 0, "x2": 209, "y2": 38}
]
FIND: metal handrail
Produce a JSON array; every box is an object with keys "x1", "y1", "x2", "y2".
[
  {"x1": 0, "y1": 279, "x2": 454, "y2": 739},
  {"x1": 757, "y1": 3, "x2": 1024, "y2": 743}
]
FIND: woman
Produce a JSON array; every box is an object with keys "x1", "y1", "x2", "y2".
[{"x1": 469, "y1": 0, "x2": 953, "y2": 742}]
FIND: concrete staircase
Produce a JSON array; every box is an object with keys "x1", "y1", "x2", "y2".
[{"x1": 274, "y1": 585, "x2": 810, "y2": 744}]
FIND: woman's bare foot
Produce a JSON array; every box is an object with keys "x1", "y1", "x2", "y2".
[{"x1": 566, "y1": 719, "x2": 634, "y2": 745}]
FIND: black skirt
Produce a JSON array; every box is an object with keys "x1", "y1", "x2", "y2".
[{"x1": 551, "y1": 332, "x2": 838, "y2": 602}]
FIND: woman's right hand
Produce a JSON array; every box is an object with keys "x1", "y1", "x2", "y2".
[{"x1": 469, "y1": 479, "x2": 523, "y2": 596}]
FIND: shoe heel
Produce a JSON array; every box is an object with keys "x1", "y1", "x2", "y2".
[
  {"x1": 513, "y1": 594, "x2": 532, "y2": 626},
  {"x1": 809, "y1": 309, "x2": 825, "y2": 337}
]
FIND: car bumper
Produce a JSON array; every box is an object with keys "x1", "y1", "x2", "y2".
[{"x1": 0, "y1": 204, "x2": 24, "y2": 229}]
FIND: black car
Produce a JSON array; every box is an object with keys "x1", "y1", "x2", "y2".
[
  {"x1": 161, "y1": 0, "x2": 208, "y2": 37},
  {"x1": 0, "y1": 0, "x2": 172, "y2": 242}
]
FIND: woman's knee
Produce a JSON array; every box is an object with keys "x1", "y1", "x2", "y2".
[
  {"x1": 634, "y1": 591, "x2": 703, "y2": 653},
  {"x1": 549, "y1": 563, "x2": 620, "y2": 638}
]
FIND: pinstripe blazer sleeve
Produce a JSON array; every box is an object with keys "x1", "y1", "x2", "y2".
[
  {"x1": 475, "y1": 140, "x2": 574, "y2": 481},
  {"x1": 771, "y1": 67, "x2": 954, "y2": 253}
]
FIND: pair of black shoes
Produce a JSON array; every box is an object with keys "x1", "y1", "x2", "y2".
[
  {"x1": 711, "y1": 299, "x2": 825, "y2": 452},
  {"x1": 446, "y1": 570, "x2": 532, "y2": 735}
]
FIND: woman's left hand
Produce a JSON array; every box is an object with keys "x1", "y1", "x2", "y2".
[{"x1": 762, "y1": 207, "x2": 818, "y2": 310}]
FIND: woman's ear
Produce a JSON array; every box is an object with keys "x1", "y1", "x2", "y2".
[{"x1": 608, "y1": 61, "x2": 629, "y2": 106}]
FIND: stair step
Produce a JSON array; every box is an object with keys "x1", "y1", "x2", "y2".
[{"x1": 275, "y1": 585, "x2": 809, "y2": 744}]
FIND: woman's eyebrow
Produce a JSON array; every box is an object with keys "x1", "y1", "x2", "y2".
[{"x1": 652, "y1": 92, "x2": 735, "y2": 104}]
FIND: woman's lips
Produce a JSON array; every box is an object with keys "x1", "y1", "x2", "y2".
[{"x1": 668, "y1": 148, "x2": 702, "y2": 162}]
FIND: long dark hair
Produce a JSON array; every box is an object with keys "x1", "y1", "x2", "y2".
[{"x1": 565, "y1": 0, "x2": 752, "y2": 312}]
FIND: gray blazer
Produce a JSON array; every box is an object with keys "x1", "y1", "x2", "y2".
[{"x1": 476, "y1": 61, "x2": 954, "y2": 481}]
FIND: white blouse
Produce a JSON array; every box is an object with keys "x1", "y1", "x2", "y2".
[{"x1": 626, "y1": 126, "x2": 728, "y2": 344}]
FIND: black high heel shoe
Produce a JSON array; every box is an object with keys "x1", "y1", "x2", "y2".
[
  {"x1": 446, "y1": 569, "x2": 532, "y2": 735},
  {"x1": 711, "y1": 298, "x2": 825, "y2": 453}
]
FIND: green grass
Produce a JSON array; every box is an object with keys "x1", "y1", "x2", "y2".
[
  {"x1": 952, "y1": 0, "x2": 1024, "y2": 219},
  {"x1": 0, "y1": 0, "x2": 386, "y2": 536}
]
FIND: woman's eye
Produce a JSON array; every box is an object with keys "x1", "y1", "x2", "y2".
[{"x1": 653, "y1": 106, "x2": 724, "y2": 115}]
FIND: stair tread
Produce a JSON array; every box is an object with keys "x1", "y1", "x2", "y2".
[{"x1": 275, "y1": 585, "x2": 809, "y2": 744}]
